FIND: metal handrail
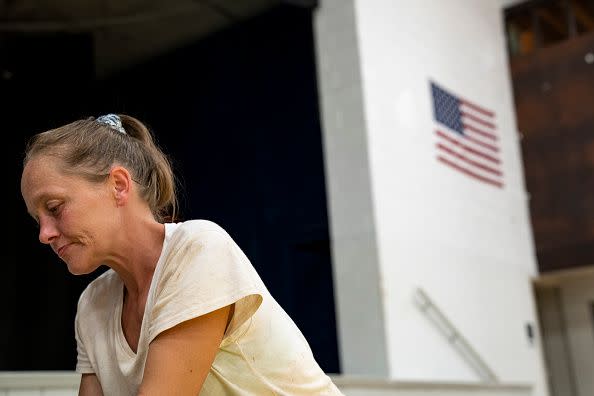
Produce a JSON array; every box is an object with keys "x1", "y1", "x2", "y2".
[{"x1": 413, "y1": 287, "x2": 499, "y2": 383}]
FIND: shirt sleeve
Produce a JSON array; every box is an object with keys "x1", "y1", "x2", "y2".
[
  {"x1": 148, "y1": 227, "x2": 263, "y2": 343},
  {"x1": 74, "y1": 307, "x2": 94, "y2": 373}
]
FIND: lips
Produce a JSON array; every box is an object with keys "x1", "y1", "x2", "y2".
[{"x1": 56, "y1": 243, "x2": 72, "y2": 258}]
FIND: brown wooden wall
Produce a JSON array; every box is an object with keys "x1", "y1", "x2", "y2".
[{"x1": 510, "y1": 31, "x2": 594, "y2": 273}]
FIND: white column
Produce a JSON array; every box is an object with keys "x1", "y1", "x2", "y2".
[
  {"x1": 313, "y1": 0, "x2": 389, "y2": 377},
  {"x1": 314, "y1": 1, "x2": 550, "y2": 395}
]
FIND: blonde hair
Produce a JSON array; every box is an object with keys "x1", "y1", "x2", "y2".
[{"x1": 23, "y1": 114, "x2": 178, "y2": 222}]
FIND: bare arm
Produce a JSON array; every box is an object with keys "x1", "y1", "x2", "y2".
[
  {"x1": 137, "y1": 304, "x2": 232, "y2": 396},
  {"x1": 78, "y1": 373, "x2": 103, "y2": 396}
]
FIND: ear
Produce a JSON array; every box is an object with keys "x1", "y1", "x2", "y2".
[{"x1": 109, "y1": 166, "x2": 133, "y2": 206}]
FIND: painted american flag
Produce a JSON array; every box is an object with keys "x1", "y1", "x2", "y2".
[{"x1": 430, "y1": 81, "x2": 503, "y2": 188}]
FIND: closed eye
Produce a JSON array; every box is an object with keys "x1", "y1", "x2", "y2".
[{"x1": 47, "y1": 202, "x2": 62, "y2": 216}]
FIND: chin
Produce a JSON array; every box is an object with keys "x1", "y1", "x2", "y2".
[
  {"x1": 67, "y1": 266, "x2": 95, "y2": 276},
  {"x1": 64, "y1": 259, "x2": 101, "y2": 276}
]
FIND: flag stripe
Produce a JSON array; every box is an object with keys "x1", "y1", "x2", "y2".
[
  {"x1": 437, "y1": 156, "x2": 503, "y2": 188},
  {"x1": 460, "y1": 99, "x2": 495, "y2": 118},
  {"x1": 462, "y1": 123, "x2": 498, "y2": 141},
  {"x1": 435, "y1": 130, "x2": 500, "y2": 164},
  {"x1": 436, "y1": 143, "x2": 502, "y2": 176},
  {"x1": 465, "y1": 135, "x2": 499, "y2": 153},
  {"x1": 460, "y1": 111, "x2": 496, "y2": 130}
]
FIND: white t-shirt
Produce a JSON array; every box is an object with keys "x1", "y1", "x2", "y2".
[{"x1": 75, "y1": 219, "x2": 343, "y2": 395}]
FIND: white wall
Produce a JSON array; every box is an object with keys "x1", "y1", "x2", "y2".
[
  {"x1": 315, "y1": 0, "x2": 549, "y2": 394},
  {"x1": 353, "y1": 0, "x2": 547, "y2": 390}
]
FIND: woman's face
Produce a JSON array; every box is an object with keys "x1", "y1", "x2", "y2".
[{"x1": 21, "y1": 155, "x2": 119, "y2": 275}]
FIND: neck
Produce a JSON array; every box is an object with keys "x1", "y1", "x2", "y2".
[{"x1": 109, "y1": 215, "x2": 166, "y2": 301}]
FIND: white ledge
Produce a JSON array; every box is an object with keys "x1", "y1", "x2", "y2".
[
  {"x1": 0, "y1": 371, "x2": 532, "y2": 392},
  {"x1": 0, "y1": 371, "x2": 80, "y2": 388},
  {"x1": 328, "y1": 375, "x2": 532, "y2": 391}
]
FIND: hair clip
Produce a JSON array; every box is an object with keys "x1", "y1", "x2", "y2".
[{"x1": 96, "y1": 114, "x2": 126, "y2": 134}]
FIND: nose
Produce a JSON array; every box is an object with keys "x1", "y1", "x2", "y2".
[{"x1": 38, "y1": 217, "x2": 59, "y2": 244}]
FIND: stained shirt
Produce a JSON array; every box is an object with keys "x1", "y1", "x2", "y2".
[{"x1": 75, "y1": 219, "x2": 343, "y2": 395}]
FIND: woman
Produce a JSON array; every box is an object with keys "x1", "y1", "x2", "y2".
[{"x1": 20, "y1": 114, "x2": 344, "y2": 395}]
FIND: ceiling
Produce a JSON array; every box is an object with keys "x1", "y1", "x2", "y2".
[{"x1": 0, "y1": 0, "x2": 282, "y2": 77}]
